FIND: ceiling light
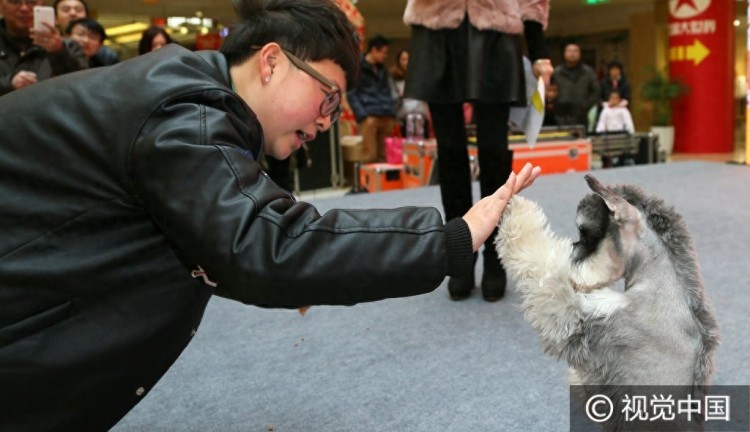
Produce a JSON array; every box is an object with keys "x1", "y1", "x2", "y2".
[
  {"x1": 106, "y1": 22, "x2": 149, "y2": 37},
  {"x1": 113, "y1": 33, "x2": 144, "y2": 45}
]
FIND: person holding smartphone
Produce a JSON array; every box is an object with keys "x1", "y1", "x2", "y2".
[{"x1": 0, "y1": 0, "x2": 87, "y2": 95}]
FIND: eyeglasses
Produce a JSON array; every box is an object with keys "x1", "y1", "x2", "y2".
[
  {"x1": 251, "y1": 44, "x2": 341, "y2": 123},
  {"x1": 7, "y1": 0, "x2": 43, "y2": 5}
]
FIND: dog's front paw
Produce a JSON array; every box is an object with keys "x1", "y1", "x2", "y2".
[
  {"x1": 496, "y1": 196, "x2": 576, "y2": 285},
  {"x1": 498, "y1": 196, "x2": 548, "y2": 242},
  {"x1": 496, "y1": 196, "x2": 554, "y2": 276}
]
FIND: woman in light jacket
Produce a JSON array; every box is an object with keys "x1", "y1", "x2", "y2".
[{"x1": 404, "y1": 0, "x2": 553, "y2": 302}]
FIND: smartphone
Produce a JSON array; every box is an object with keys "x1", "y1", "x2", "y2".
[{"x1": 33, "y1": 5, "x2": 55, "y2": 33}]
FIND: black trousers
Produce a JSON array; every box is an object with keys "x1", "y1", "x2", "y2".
[{"x1": 429, "y1": 102, "x2": 513, "y2": 254}]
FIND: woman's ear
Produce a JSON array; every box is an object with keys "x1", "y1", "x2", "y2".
[{"x1": 258, "y1": 43, "x2": 282, "y2": 85}]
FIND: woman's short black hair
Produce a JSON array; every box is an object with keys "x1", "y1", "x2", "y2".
[
  {"x1": 138, "y1": 26, "x2": 174, "y2": 55},
  {"x1": 220, "y1": 0, "x2": 360, "y2": 89},
  {"x1": 66, "y1": 17, "x2": 106, "y2": 42}
]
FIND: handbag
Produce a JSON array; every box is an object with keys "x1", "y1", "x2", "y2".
[{"x1": 385, "y1": 124, "x2": 404, "y2": 164}]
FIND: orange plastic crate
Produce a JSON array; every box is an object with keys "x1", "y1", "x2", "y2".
[
  {"x1": 468, "y1": 139, "x2": 591, "y2": 175},
  {"x1": 509, "y1": 139, "x2": 591, "y2": 174},
  {"x1": 402, "y1": 139, "x2": 438, "y2": 188},
  {"x1": 358, "y1": 163, "x2": 404, "y2": 193}
]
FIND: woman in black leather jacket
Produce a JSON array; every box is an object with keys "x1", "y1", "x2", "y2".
[{"x1": 0, "y1": 0, "x2": 539, "y2": 430}]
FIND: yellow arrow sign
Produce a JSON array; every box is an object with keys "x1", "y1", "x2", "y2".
[{"x1": 670, "y1": 39, "x2": 711, "y2": 66}]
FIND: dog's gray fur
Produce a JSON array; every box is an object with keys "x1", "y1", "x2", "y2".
[{"x1": 496, "y1": 175, "x2": 719, "y2": 427}]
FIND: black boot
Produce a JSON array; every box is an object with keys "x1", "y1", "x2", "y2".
[
  {"x1": 476, "y1": 146, "x2": 512, "y2": 302},
  {"x1": 481, "y1": 247, "x2": 507, "y2": 302},
  {"x1": 473, "y1": 103, "x2": 512, "y2": 301},
  {"x1": 448, "y1": 275, "x2": 475, "y2": 301},
  {"x1": 448, "y1": 253, "x2": 477, "y2": 301}
]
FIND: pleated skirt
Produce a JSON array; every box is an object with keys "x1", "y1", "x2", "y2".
[{"x1": 404, "y1": 15, "x2": 526, "y2": 106}]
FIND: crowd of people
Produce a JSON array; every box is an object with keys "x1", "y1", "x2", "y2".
[
  {"x1": 1, "y1": 0, "x2": 635, "y2": 186},
  {"x1": 544, "y1": 42, "x2": 635, "y2": 134},
  {"x1": 1, "y1": 0, "x2": 175, "y2": 95}
]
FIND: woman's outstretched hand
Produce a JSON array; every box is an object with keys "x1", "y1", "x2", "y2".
[{"x1": 462, "y1": 163, "x2": 541, "y2": 252}]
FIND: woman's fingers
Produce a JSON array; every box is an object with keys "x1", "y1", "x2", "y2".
[{"x1": 511, "y1": 163, "x2": 542, "y2": 194}]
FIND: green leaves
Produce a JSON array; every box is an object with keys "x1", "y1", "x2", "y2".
[{"x1": 640, "y1": 67, "x2": 689, "y2": 126}]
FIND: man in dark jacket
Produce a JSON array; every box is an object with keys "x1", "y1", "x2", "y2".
[
  {"x1": 552, "y1": 43, "x2": 599, "y2": 129},
  {"x1": 0, "y1": 0, "x2": 540, "y2": 430},
  {"x1": 0, "y1": 0, "x2": 87, "y2": 96},
  {"x1": 346, "y1": 34, "x2": 397, "y2": 163}
]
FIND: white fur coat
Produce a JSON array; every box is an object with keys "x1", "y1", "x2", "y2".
[{"x1": 403, "y1": 0, "x2": 550, "y2": 34}]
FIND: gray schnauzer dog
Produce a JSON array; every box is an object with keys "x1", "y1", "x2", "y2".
[{"x1": 496, "y1": 175, "x2": 719, "y2": 429}]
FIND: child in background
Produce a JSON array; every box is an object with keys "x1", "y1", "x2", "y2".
[
  {"x1": 596, "y1": 90, "x2": 634, "y2": 134},
  {"x1": 542, "y1": 82, "x2": 558, "y2": 127}
]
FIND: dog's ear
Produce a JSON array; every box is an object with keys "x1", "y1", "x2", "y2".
[{"x1": 584, "y1": 175, "x2": 640, "y2": 225}]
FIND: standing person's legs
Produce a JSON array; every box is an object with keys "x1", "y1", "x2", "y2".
[
  {"x1": 429, "y1": 102, "x2": 476, "y2": 300},
  {"x1": 474, "y1": 102, "x2": 512, "y2": 301}
]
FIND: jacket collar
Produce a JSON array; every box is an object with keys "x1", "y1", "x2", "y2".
[
  {"x1": 192, "y1": 49, "x2": 265, "y2": 160},
  {"x1": 194, "y1": 50, "x2": 232, "y2": 89}
]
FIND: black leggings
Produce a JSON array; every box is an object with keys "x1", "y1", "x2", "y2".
[{"x1": 429, "y1": 102, "x2": 512, "y2": 251}]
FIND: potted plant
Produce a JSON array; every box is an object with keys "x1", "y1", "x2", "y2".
[{"x1": 640, "y1": 67, "x2": 689, "y2": 156}]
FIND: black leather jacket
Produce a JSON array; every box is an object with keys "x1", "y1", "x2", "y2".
[{"x1": 0, "y1": 45, "x2": 472, "y2": 430}]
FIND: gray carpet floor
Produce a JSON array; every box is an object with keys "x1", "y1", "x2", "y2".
[{"x1": 114, "y1": 162, "x2": 750, "y2": 431}]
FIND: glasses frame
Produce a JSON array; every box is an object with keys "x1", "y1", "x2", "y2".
[{"x1": 251, "y1": 44, "x2": 341, "y2": 123}]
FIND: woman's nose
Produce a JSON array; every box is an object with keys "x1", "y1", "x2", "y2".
[{"x1": 316, "y1": 114, "x2": 332, "y2": 132}]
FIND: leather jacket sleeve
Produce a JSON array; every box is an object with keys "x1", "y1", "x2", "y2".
[{"x1": 131, "y1": 90, "x2": 472, "y2": 308}]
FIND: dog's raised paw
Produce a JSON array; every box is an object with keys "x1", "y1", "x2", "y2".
[{"x1": 499, "y1": 196, "x2": 548, "y2": 239}]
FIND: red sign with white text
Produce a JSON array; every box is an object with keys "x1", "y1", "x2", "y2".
[{"x1": 668, "y1": 0, "x2": 734, "y2": 153}]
